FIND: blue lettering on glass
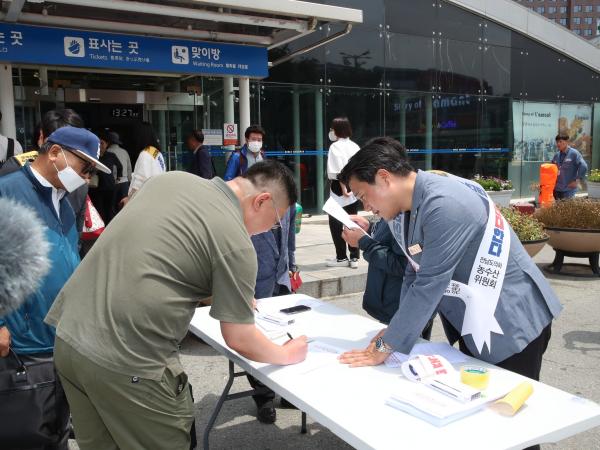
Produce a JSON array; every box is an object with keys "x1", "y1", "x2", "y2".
[{"x1": 0, "y1": 23, "x2": 267, "y2": 77}]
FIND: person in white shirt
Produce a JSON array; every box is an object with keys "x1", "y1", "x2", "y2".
[
  {"x1": 0, "y1": 112, "x2": 24, "y2": 167},
  {"x1": 106, "y1": 130, "x2": 132, "y2": 192},
  {"x1": 121, "y1": 122, "x2": 165, "y2": 207},
  {"x1": 326, "y1": 117, "x2": 361, "y2": 268}
]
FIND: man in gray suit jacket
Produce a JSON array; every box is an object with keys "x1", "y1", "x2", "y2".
[{"x1": 337, "y1": 139, "x2": 562, "y2": 382}]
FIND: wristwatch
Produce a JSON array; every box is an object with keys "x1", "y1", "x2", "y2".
[{"x1": 375, "y1": 336, "x2": 393, "y2": 353}]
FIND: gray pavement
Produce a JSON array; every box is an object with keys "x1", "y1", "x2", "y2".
[
  {"x1": 177, "y1": 221, "x2": 600, "y2": 450},
  {"x1": 294, "y1": 216, "x2": 369, "y2": 298}
]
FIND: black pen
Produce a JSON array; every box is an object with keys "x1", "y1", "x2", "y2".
[{"x1": 286, "y1": 332, "x2": 293, "y2": 340}]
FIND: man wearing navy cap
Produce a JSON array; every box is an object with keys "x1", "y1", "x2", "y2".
[{"x1": 0, "y1": 126, "x2": 106, "y2": 449}]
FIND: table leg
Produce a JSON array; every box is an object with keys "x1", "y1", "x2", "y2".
[
  {"x1": 202, "y1": 361, "x2": 274, "y2": 449},
  {"x1": 203, "y1": 360, "x2": 235, "y2": 450},
  {"x1": 301, "y1": 411, "x2": 307, "y2": 434},
  {"x1": 590, "y1": 253, "x2": 600, "y2": 276}
]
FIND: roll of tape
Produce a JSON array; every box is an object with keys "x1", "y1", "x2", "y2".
[{"x1": 460, "y1": 366, "x2": 490, "y2": 390}]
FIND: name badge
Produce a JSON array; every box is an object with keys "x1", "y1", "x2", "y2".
[{"x1": 408, "y1": 244, "x2": 422, "y2": 256}]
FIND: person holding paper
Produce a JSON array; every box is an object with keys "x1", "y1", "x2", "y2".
[
  {"x1": 45, "y1": 160, "x2": 308, "y2": 450},
  {"x1": 337, "y1": 139, "x2": 562, "y2": 384},
  {"x1": 326, "y1": 117, "x2": 361, "y2": 268}
]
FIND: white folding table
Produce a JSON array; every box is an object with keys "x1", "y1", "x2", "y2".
[{"x1": 189, "y1": 294, "x2": 600, "y2": 450}]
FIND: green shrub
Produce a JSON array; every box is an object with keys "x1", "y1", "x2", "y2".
[
  {"x1": 501, "y1": 207, "x2": 547, "y2": 242},
  {"x1": 535, "y1": 198, "x2": 600, "y2": 230},
  {"x1": 588, "y1": 169, "x2": 600, "y2": 183}
]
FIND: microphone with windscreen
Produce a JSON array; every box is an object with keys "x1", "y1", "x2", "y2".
[{"x1": 0, "y1": 197, "x2": 50, "y2": 317}]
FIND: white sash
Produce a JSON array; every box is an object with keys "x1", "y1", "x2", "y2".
[{"x1": 388, "y1": 175, "x2": 510, "y2": 354}]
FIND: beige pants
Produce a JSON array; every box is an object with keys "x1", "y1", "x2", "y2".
[{"x1": 54, "y1": 338, "x2": 194, "y2": 450}]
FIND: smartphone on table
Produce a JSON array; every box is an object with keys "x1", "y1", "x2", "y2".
[{"x1": 279, "y1": 305, "x2": 311, "y2": 315}]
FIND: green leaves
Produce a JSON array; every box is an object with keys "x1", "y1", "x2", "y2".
[
  {"x1": 501, "y1": 207, "x2": 547, "y2": 242},
  {"x1": 472, "y1": 175, "x2": 513, "y2": 192}
]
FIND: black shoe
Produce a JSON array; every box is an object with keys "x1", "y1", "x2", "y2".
[
  {"x1": 280, "y1": 397, "x2": 297, "y2": 409},
  {"x1": 256, "y1": 401, "x2": 276, "y2": 424}
]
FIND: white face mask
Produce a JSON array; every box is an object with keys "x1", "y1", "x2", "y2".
[
  {"x1": 54, "y1": 150, "x2": 87, "y2": 193},
  {"x1": 248, "y1": 141, "x2": 262, "y2": 153},
  {"x1": 328, "y1": 130, "x2": 338, "y2": 142}
]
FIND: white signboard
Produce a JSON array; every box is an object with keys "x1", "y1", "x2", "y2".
[
  {"x1": 202, "y1": 129, "x2": 223, "y2": 146},
  {"x1": 223, "y1": 123, "x2": 238, "y2": 146}
]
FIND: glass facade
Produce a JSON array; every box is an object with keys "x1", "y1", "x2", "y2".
[
  {"x1": 8, "y1": 0, "x2": 600, "y2": 213},
  {"x1": 254, "y1": 0, "x2": 600, "y2": 211}
]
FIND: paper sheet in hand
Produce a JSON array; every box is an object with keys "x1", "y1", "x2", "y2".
[
  {"x1": 323, "y1": 197, "x2": 366, "y2": 233},
  {"x1": 385, "y1": 342, "x2": 468, "y2": 368}
]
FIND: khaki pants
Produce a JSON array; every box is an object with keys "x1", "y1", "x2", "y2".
[{"x1": 54, "y1": 338, "x2": 194, "y2": 450}]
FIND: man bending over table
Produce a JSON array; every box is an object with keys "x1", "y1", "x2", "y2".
[
  {"x1": 46, "y1": 160, "x2": 308, "y2": 450},
  {"x1": 337, "y1": 139, "x2": 561, "y2": 389}
]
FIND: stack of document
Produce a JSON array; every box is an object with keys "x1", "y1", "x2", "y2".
[
  {"x1": 386, "y1": 368, "x2": 519, "y2": 426},
  {"x1": 255, "y1": 312, "x2": 292, "y2": 341}
]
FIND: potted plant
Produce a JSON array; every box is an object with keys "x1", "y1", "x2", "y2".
[
  {"x1": 535, "y1": 199, "x2": 600, "y2": 253},
  {"x1": 501, "y1": 207, "x2": 548, "y2": 258},
  {"x1": 587, "y1": 169, "x2": 600, "y2": 200},
  {"x1": 473, "y1": 175, "x2": 514, "y2": 207}
]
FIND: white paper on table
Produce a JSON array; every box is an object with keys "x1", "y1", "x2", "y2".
[
  {"x1": 323, "y1": 197, "x2": 367, "y2": 234},
  {"x1": 386, "y1": 368, "x2": 519, "y2": 426},
  {"x1": 385, "y1": 342, "x2": 468, "y2": 368},
  {"x1": 287, "y1": 341, "x2": 345, "y2": 375},
  {"x1": 256, "y1": 316, "x2": 286, "y2": 332}
]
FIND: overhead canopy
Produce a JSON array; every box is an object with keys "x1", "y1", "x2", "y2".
[
  {"x1": 1, "y1": 0, "x2": 363, "y2": 70},
  {"x1": 446, "y1": 0, "x2": 600, "y2": 74}
]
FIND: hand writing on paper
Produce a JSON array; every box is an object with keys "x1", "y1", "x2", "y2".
[
  {"x1": 283, "y1": 335, "x2": 309, "y2": 365},
  {"x1": 338, "y1": 346, "x2": 389, "y2": 368}
]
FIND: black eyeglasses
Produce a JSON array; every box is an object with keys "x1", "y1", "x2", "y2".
[{"x1": 64, "y1": 148, "x2": 96, "y2": 175}]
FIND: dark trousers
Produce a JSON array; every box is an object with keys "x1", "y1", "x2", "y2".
[
  {"x1": 328, "y1": 201, "x2": 359, "y2": 260},
  {"x1": 114, "y1": 182, "x2": 129, "y2": 211},
  {"x1": 458, "y1": 324, "x2": 552, "y2": 450},
  {"x1": 0, "y1": 352, "x2": 70, "y2": 450},
  {"x1": 247, "y1": 285, "x2": 291, "y2": 407},
  {"x1": 458, "y1": 324, "x2": 552, "y2": 382},
  {"x1": 553, "y1": 190, "x2": 575, "y2": 200}
]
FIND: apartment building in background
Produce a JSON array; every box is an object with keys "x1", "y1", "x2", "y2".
[{"x1": 514, "y1": 0, "x2": 600, "y2": 38}]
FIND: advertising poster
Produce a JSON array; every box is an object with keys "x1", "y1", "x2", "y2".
[
  {"x1": 558, "y1": 104, "x2": 593, "y2": 160},
  {"x1": 512, "y1": 101, "x2": 559, "y2": 162}
]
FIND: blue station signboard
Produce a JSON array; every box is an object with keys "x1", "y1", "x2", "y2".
[{"x1": 0, "y1": 23, "x2": 268, "y2": 78}]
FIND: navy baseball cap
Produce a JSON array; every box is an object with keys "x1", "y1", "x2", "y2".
[{"x1": 47, "y1": 126, "x2": 111, "y2": 174}]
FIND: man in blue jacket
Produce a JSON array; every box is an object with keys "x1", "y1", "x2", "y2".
[
  {"x1": 248, "y1": 206, "x2": 298, "y2": 424},
  {"x1": 551, "y1": 134, "x2": 588, "y2": 199},
  {"x1": 223, "y1": 125, "x2": 265, "y2": 180},
  {"x1": 0, "y1": 126, "x2": 108, "y2": 449}
]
